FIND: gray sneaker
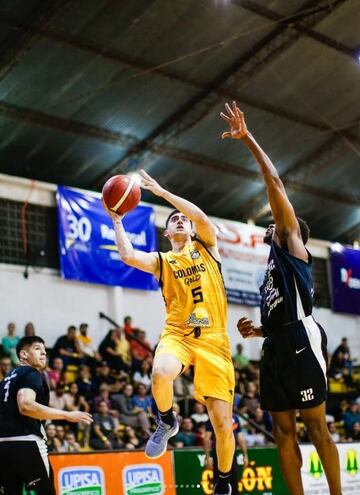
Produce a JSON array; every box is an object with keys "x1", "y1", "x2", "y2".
[
  {"x1": 213, "y1": 483, "x2": 232, "y2": 495},
  {"x1": 145, "y1": 415, "x2": 179, "y2": 459}
]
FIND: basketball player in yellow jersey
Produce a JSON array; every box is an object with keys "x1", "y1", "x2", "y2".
[{"x1": 103, "y1": 170, "x2": 235, "y2": 495}]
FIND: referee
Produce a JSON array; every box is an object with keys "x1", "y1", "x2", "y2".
[{"x1": 0, "y1": 336, "x2": 93, "y2": 494}]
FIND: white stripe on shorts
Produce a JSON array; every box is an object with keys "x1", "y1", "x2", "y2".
[{"x1": 302, "y1": 315, "x2": 327, "y2": 384}]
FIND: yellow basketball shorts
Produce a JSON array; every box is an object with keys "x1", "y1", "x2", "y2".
[{"x1": 155, "y1": 327, "x2": 235, "y2": 405}]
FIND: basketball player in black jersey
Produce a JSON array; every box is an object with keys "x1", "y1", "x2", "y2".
[
  {"x1": 221, "y1": 102, "x2": 341, "y2": 495},
  {"x1": 0, "y1": 336, "x2": 93, "y2": 494}
]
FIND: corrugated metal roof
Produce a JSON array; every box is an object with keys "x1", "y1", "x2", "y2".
[{"x1": 0, "y1": 0, "x2": 358, "y2": 243}]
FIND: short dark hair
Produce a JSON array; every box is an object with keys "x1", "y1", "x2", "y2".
[
  {"x1": 67, "y1": 325, "x2": 76, "y2": 333},
  {"x1": 165, "y1": 209, "x2": 192, "y2": 228},
  {"x1": 16, "y1": 336, "x2": 45, "y2": 358},
  {"x1": 297, "y1": 217, "x2": 310, "y2": 245}
]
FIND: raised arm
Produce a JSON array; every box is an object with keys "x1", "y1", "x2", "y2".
[
  {"x1": 221, "y1": 102, "x2": 307, "y2": 260},
  {"x1": 102, "y1": 199, "x2": 159, "y2": 277},
  {"x1": 140, "y1": 170, "x2": 217, "y2": 248}
]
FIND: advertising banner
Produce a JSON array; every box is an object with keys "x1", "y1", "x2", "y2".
[
  {"x1": 50, "y1": 451, "x2": 176, "y2": 495},
  {"x1": 300, "y1": 443, "x2": 360, "y2": 494},
  {"x1": 330, "y1": 246, "x2": 360, "y2": 315},
  {"x1": 173, "y1": 447, "x2": 288, "y2": 495},
  {"x1": 214, "y1": 220, "x2": 269, "y2": 306},
  {"x1": 57, "y1": 186, "x2": 158, "y2": 290}
]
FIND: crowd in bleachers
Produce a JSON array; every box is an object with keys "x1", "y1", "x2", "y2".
[{"x1": 1, "y1": 319, "x2": 360, "y2": 452}]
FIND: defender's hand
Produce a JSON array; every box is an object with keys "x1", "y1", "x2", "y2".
[
  {"x1": 220, "y1": 101, "x2": 248, "y2": 140},
  {"x1": 140, "y1": 170, "x2": 165, "y2": 197},
  {"x1": 237, "y1": 317, "x2": 263, "y2": 339},
  {"x1": 65, "y1": 411, "x2": 93, "y2": 425}
]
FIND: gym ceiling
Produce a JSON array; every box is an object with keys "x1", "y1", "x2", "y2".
[{"x1": 0, "y1": 0, "x2": 359, "y2": 243}]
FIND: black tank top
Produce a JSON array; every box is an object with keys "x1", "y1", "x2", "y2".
[{"x1": 260, "y1": 240, "x2": 313, "y2": 334}]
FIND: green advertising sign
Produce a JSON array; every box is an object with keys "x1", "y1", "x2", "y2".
[{"x1": 174, "y1": 448, "x2": 289, "y2": 495}]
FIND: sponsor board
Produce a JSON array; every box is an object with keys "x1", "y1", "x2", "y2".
[
  {"x1": 123, "y1": 464, "x2": 164, "y2": 495},
  {"x1": 300, "y1": 443, "x2": 360, "y2": 493},
  {"x1": 58, "y1": 466, "x2": 105, "y2": 495}
]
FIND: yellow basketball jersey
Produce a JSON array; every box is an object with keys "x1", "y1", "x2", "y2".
[{"x1": 159, "y1": 239, "x2": 227, "y2": 332}]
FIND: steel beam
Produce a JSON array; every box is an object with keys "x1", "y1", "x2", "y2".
[
  {"x1": 0, "y1": 0, "x2": 72, "y2": 81},
  {"x1": 0, "y1": 99, "x2": 358, "y2": 208},
  {"x1": 234, "y1": 0, "x2": 356, "y2": 60}
]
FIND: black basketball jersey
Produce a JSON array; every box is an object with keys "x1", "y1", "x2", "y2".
[
  {"x1": 260, "y1": 239, "x2": 313, "y2": 333},
  {"x1": 0, "y1": 365, "x2": 49, "y2": 438}
]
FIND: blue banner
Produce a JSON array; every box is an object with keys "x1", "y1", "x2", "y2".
[
  {"x1": 330, "y1": 246, "x2": 360, "y2": 315},
  {"x1": 57, "y1": 186, "x2": 158, "y2": 290}
]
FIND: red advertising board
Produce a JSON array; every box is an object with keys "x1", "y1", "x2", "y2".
[{"x1": 50, "y1": 450, "x2": 176, "y2": 495}]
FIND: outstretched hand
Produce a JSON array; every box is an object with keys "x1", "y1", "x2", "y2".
[
  {"x1": 220, "y1": 101, "x2": 248, "y2": 140},
  {"x1": 237, "y1": 317, "x2": 263, "y2": 339},
  {"x1": 140, "y1": 170, "x2": 164, "y2": 197}
]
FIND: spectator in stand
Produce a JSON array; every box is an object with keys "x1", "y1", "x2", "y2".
[
  {"x1": 51, "y1": 326, "x2": 84, "y2": 369},
  {"x1": 55, "y1": 425, "x2": 70, "y2": 453},
  {"x1": 328, "y1": 422, "x2": 340, "y2": 443},
  {"x1": 0, "y1": 356, "x2": 11, "y2": 380},
  {"x1": 123, "y1": 425, "x2": 143, "y2": 449},
  {"x1": 77, "y1": 323, "x2": 101, "y2": 371},
  {"x1": 45, "y1": 423, "x2": 61, "y2": 453},
  {"x1": 242, "y1": 381, "x2": 261, "y2": 416},
  {"x1": 48, "y1": 357, "x2": 65, "y2": 390},
  {"x1": 233, "y1": 344, "x2": 249, "y2": 370},
  {"x1": 133, "y1": 358, "x2": 152, "y2": 391},
  {"x1": 24, "y1": 322, "x2": 36, "y2": 337},
  {"x1": 174, "y1": 417, "x2": 197, "y2": 447},
  {"x1": 191, "y1": 402, "x2": 209, "y2": 425},
  {"x1": 49, "y1": 383, "x2": 66, "y2": 412},
  {"x1": 348, "y1": 422, "x2": 360, "y2": 442},
  {"x1": 195, "y1": 422, "x2": 207, "y2": 447},
  {"x1": 99, "y1": 330, "x2": 130, "y2": 373},
  {"x1": 113, "y1": 384, "x2": 152, "y2": 437},
  {"x1": 2, "y1": 322, "x2": 20, "y2": 366},
  {"x1": 173, "y1": 367, "x2": 195, "y2": 417},
  {"x1": 63, "y1": 382, "x2": 90, "y2": 415},
  {"x1": 249, "y1": 407, "x2": 272, "y2": 436},
  {"x1": 93, "y1": 361, "x2": 116, "y2": 392},
  {"x1": 90, "y1": 401, "x2": 122, "y2": 450},
  {"x1": 132, "y1": 383, "x2": 153, "y2": 415},
  {"x1": 76, "y1": 365, "x2": 96, "y2": 402},
  {"x1": 115, "y1": 327, "x2": 132, "y2": 370},
  {"x1": 342, "y1": 402, "x2": 360, "y2": 437},
  {"x1": 123, "y1": 316, "x2": 135, "y2": 340},
  {"x1": 65, "y1": 431, "x2": 81, "y2": 452},
  {"x1": 92, "y1": 383, "x2": 114, "y2": 414},
  {"x1": 130, "y1": 329, "x2": 152, "y2": 371}
]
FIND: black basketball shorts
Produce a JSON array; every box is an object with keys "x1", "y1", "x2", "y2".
[
  {"x1": 0, "y1": 436, "x2": 55, "y2": 495},
  {"x1": 260, "y1": 315, "x2": 328, "y2": 412}
]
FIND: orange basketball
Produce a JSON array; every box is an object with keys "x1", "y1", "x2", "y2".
[{"x1": 102, "y1": 175, "x2": 141, "y2": 215}]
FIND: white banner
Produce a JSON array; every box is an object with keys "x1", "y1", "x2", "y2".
[
  {"x1": 214, "y1": 219, "x2": 269, "y2": 306},
  {"x1": 300, "y1": 443, "x2": 360, "y2": 494}
]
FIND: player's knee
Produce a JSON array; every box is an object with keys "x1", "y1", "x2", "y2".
[
  {"x1": 306, "y1": 420, "x2": 328, "y2": 447},
  {"x1": 212, "y1": 417, "x2": 233, "y2": 439},
  {"x1": 273, "y1": 420, "x2": 296, "y2": 444},
  {"x1": 152, "y1": 365, "x2": 174, "y2": 383}
]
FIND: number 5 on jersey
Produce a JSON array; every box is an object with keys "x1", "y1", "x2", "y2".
[{"x1": 192, "y1": 286, "x2": 204, "y2": 304}]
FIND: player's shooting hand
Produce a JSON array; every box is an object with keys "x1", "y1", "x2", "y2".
[
  {"x1": 220, "y1": 101, "x2": 248, "y2": 140},
  {"x1": 101, "y1": 197, "x2": 124, "y2": 221},
  {"x1": 140, "y1": 170, "x2": 164, "y2": 197},
  {"x1": 237, "y1": 317, "x2": 262, "y2": 339},
  {"x1": 66, "y1": 411, "x2": 93, "y2": 425}
]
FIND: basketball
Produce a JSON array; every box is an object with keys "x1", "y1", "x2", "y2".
[{"x1": 102, "y1": 175, "x2": 141, "y2": 215}]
